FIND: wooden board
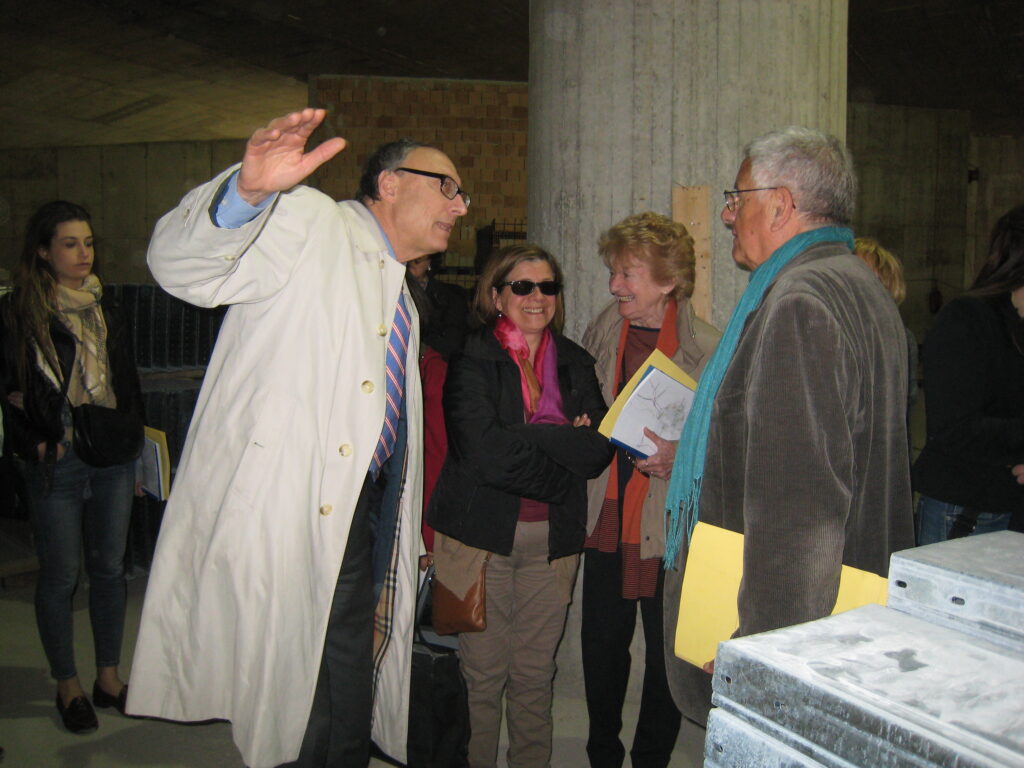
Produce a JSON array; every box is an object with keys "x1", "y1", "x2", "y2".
[{"x1": 672, "y1": 185, "x2": 712, "y2": 323}]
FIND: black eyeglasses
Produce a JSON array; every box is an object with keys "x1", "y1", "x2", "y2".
[
  {"x1": 498, "y1": 280, "x2": 563, "y2": 296},
  {"x1": 396, "y1": 167, "x2": 470, "y2": 207},
  {"x1": 723, "y1": 187, "x2": 779, "y2": 212}
]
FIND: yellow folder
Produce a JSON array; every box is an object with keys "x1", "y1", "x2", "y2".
[{"x1": 674, "y1": 521, "x2": 889, "y2": 667}]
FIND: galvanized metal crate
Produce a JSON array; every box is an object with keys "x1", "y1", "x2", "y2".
[
  {"x1": 705, "y1": 707, "x2": 833, "y2": 768},
  {"x1": 888, "y1": 530, "x2": 1024, "y2": 653},
  {"x1": 711, "y1": 604, "x2": 1024, "y2": 768}
]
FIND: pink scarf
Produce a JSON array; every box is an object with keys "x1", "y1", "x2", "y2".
[{"x1": 493, "y1": 316, "x2": 567, "y2": 425}]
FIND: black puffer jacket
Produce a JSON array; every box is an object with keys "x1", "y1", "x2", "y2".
[
  {"x1": 427, "y1": 327, "x2": 615, "y2": 559},
  {"x1": 0, "y1": 291, "x2": 144, "y2": 462}
]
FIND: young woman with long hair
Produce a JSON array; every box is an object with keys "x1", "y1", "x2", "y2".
[{"x1": 0, "y1": 201, "x2": 143, "y2": 733}]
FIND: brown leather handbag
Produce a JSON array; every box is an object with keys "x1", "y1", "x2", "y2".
[{"x1": 431, "y1": 553, "x2": 491, "y2": 635}]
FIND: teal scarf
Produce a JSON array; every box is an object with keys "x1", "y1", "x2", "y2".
[{"x1": 662, "y1": 226, "x2": 855, "y2": 567}]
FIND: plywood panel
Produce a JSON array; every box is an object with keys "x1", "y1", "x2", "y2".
[{"x1": 673, "y1": 184, "x2": 713, "y2": 323}]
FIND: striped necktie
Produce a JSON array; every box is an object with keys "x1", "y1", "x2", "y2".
[{"x1": 372, "y1": 292, "x2": 411, "y2": 475}]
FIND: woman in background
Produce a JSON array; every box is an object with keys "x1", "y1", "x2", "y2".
[
  {"x1": 428, "y1": 244, "x2": 612, "y2": 768},
  {"x1": 407, "y1": 251, "x2": 470, "y2": 360},
  {"x1": 0, "y1": 201, "x2": 143, "y2": 733},
  {"x1": 581, "y1": 212, "x2": 719, "y2": 768},
  {"x1": 853, "y1": 236, "x2": 918, "y2": 454},
  {"x1": 913, "y1": 205, "x2": 1024, "y2": 541}
]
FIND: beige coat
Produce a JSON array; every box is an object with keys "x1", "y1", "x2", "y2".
[
  {"x1": 582, "y1": 300, "x2": 720, "y2": 560},
  {"x1": 127, "y1": 166, "x2": 423, "y2": 768}
]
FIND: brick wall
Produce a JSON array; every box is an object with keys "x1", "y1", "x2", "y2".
[{"x1": 311, "y1": 75, "x2": 528, "y2": 278}]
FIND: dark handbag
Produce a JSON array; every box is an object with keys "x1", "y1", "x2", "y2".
[
  {"x1": 431, "y1": 553, "x2": 490, "y2": 635},
  {"x1": 71, "y1": 403, "x2": 144, "y2": 468}
]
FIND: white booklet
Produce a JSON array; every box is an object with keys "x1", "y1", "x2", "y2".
[
  {"x1": 610, "y1": 367, "x2": 695, "y2": 458},
  {"x1": 598, "y1": 350, "x2": 697, "y2": 459}
]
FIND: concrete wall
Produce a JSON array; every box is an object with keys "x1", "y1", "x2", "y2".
[
  {"x1": 847, "y1": 102, "x2": 970, "y2": 341},
  {"x1": 529, "y1": 0, "x2": 851, "y2": 341},
  {"x1": 848, "y1": 105, "x2": 1024, "y2": 340},
  {"x1": 0, "y1": 140, "x2": 245, "y2": 283},
  {"x1": 6, "y1": 87, "x2": 1015, "y2": 336},
  {"x1": 968, "y1": 135, "x2": 1024, "y2": 284}
]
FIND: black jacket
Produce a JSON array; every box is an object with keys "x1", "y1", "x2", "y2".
[
  {"x1": 421, "y1": 277, "x2": 469, "y2": 360},
  {"x1": 0, "y1": 291, "x2": 144, "y2": 463},
  {"x1": 427, "y1": 327, "x2": 614, "y2": 559},
  {"x1": 913, "y1": 293, "x2": 1024, "y2": 516}
]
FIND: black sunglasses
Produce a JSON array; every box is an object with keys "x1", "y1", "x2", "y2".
[{"x1": 498, "y1": 280, "x2": 563, "y2": 296}]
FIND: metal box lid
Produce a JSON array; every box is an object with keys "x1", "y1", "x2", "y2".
[
  {"x1": 888, "y1": 530, "x2": 1024, "y2": 652},
  {"x1": 712, "y1": 604, "x2": 1024, "y2": 768}
]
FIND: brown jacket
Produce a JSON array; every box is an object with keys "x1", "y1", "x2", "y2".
[{"x1": 664, "y1": 238, "x2": 916, "y2": 723}]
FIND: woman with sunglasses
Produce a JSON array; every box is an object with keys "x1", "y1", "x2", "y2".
[
  {"x1": 428, "y1": 243, "x2": 613, "y2": 767},
  {"x1": 580, "y1": 212, "x2": 720, "y2": 768}
]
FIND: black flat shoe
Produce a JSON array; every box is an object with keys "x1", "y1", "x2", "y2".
[
  {"x1": 92, "y1": 681, "x2": 128, "y2": 715},
  {"x1": 56, "y1": 694, "x2": 98, "y2": 733}
]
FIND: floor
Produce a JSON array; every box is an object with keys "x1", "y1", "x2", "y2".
[{"x1": 0, "y1": 522, "x2": 706, "y2": 768}]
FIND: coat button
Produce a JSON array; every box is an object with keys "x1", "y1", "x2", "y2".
[
  {"x1": 361, "y1": 380, "x2": 374, "y2": 394},
  {"x1": 319, "y1": 504, "x2": 332, "y2": 516},
  {"x1": 379, "y1": 259, "x2": 386, "y2": 269},
  {"x1": 338, "y1": 444, "x2": 352, "y2": 456},
  {"x1": 377, "y1": 324, "x2": 388, "y2": 337}
]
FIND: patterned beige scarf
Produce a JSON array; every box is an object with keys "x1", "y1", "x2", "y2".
[{"x1": 35, "y1": 275, "x2": 116, "y2": 408}]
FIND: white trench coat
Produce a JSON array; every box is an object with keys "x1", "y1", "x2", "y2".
[{"x1": 127, "y1": 166, "x2": 422, "y2": 768}]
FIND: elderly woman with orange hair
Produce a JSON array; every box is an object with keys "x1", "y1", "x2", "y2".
[
  {"x1": 853, "y1": 236, "x2": 919, "y2": 446},
  {"x1": 580, "y1": 212, "x2": 720, "y2": 768}
]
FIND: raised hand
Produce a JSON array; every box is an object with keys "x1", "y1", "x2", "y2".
[
  {"x1": 1013, "y1": 464, "x2": 1024, "y2": 485},
  {"x1": 236, "y1": 109, "x2": 347, "y2": 205}
]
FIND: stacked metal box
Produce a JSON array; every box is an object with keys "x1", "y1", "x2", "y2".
[
  {"x1": 887, "y1": 532, "x2": 1024, "y2": 654},
  {"x1": 705, "y1": 531, "x2": 1024, "y2": 767}
]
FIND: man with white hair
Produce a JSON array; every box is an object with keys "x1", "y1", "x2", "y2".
[{"x1": 663, "y1": 127, "x2": 915, "y2": 718}]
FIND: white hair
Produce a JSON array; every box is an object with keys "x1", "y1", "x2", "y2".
[{"x1": 744, "y1": 126, "x2": 857, "y2": 226}]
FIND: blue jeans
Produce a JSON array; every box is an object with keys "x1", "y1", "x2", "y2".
[
  {"x1": 24, "y1": 446, "x2": 135, "y2": 681},
  {"x1": 916, "y1": 494, "x2": 1010, "y2": 546}
]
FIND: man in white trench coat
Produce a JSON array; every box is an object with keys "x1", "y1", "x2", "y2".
[{"x1": 126, "y1": 109, "x2": 469, "y2": 768}]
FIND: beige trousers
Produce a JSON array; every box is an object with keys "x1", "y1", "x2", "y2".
[{"x1": 458, "y1": 520, "x2": 577, "y2": 768}]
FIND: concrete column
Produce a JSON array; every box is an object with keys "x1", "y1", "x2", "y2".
[
  {"x1": 529, "y1": 0, "x2": 848, "y2": 337},
  {"x1": 529, "y1": 0, "x2": 848, "y2": 707}
]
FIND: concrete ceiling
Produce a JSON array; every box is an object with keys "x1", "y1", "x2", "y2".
[{"x1": 2, "y1": 0, "x2": 1023, "y2": 150}]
